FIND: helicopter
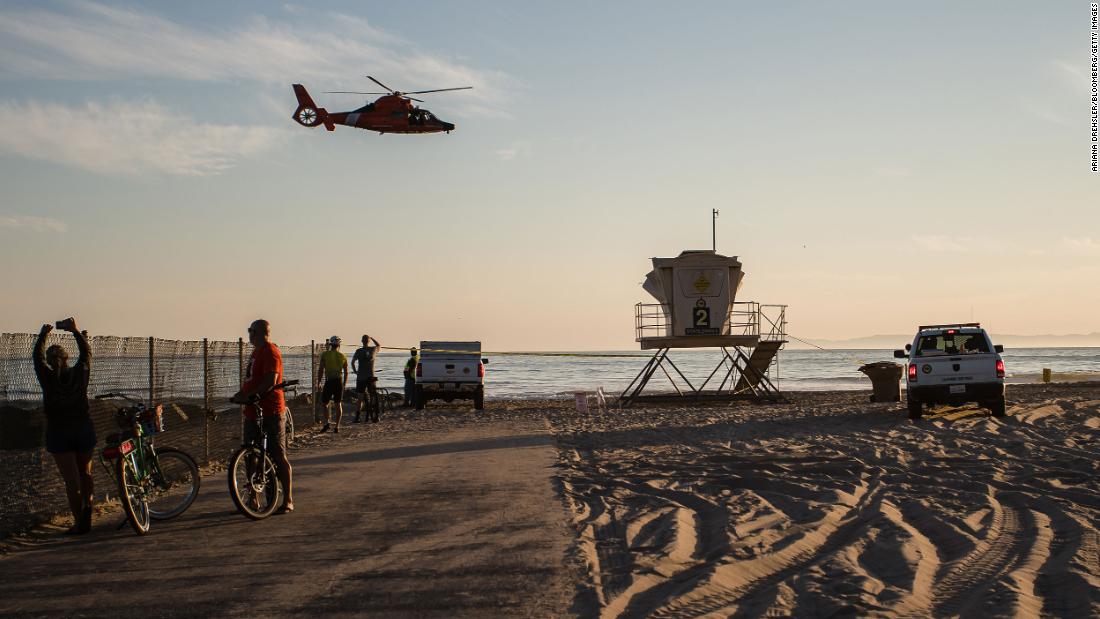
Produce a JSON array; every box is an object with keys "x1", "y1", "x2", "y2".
[{"x1": 291, "y1": 76, "x2": 472, "y2": 135}]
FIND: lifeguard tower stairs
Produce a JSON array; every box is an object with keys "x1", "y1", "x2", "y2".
[{"x1": 620, "y1": 250, "x2": 788, "y2": 407}]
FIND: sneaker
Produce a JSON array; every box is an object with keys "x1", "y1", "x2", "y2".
[
  {"x1": 334, "y1": 426, "x2": 340, "y2": 434},
  {"x1": 321, "y1": 423, "x2": 330, "y2": 433}
]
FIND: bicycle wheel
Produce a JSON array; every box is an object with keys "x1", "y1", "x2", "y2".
[
  {"x1": 284, "y1": 408, "x2": 295, "y2": 443},
  {"x1": 148, "y1": 448, "x2": 201, "y2": 521},
  {"x1": 227, "y1": 446, "x2": 281, "y2": 520},
  {"x1": 116, "y1": 455, "x2": 151, "y2": 535}
]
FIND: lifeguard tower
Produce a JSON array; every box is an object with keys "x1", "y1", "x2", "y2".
[{"x1": 621, "y1": 250, "x2": 788, "y2": 406}]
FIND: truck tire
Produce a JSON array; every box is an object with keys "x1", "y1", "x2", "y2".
[
  {"x1": 414, "y1": 386, "x2": 425, "y2": 411},
  {"x1": 907, "y1": 397, "x2": 922, "y2": 420},
  {"x1": 474, "y1": 387, "x2": 484, "y2": 411},
  {"x1": 989, "y1": 397, "x2": 1006, "y2": 418}
]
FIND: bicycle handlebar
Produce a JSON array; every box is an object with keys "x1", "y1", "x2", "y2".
[
  {"x1": 94, "y1": 392, "x2": 144, "y2": 404},
  {"x1": 231, "y1": 379, "x2": 301, "y2": 404}
]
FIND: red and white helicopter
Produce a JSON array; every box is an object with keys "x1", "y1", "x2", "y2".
[{"x1": 292, "y1": 76, "x2": 471, "y2": 135}]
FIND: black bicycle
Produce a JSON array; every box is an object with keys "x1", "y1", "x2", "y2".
[{"x1": 227, "y1": 380, "x2": 297, "y2": 520}]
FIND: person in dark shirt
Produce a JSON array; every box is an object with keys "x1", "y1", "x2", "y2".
[
  {"x1": 33, "y1": 318, "x2": 95, "y2": 535},
  {"x1": 403, "y1": 347, "x2": 419, "y2": 407},
  {"x1": 351, "y1": 334, "x2": 380, "y2": 423}
]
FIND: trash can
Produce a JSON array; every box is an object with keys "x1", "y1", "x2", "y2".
[{"x1": 858, "y1": 362, "x2": 903, "y2": 403}]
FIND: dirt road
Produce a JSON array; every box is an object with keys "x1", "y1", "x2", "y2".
[{"x1": 0, "y1": 411, "x2": 579, "y2": 618}]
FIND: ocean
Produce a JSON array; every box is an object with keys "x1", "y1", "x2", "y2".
[
  {"x1": 2, "y1": 348, "x2": 1097, "y2": 403},
  {"x1": 371, "y1": 347, "x2": 1100, "y2": 400}
]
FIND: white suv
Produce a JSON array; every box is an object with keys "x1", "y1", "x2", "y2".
[{"x1": 894, "y1": 323, "x2": 1006, "y2": 420}]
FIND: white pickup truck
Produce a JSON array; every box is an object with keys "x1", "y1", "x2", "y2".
[
  {"x1": 414, "y1": 341, "x2": 486, "y2": 410},
  {"x1": 894, "y1": 323, "x2": 1006, "y2": 420}
]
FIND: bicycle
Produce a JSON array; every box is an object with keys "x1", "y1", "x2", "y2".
[
  {"x1": 227, "y1": 379, "x2": 297, "y2": 520},
  {"x1": 360, "y1": 376, "x2": 386, "y2": 422},
  {"x1": 375, "y1": 386, "x2": 397, "y2": 415},
  {"x1": 96, "y1": 393, "x2": 201, "y2": 535},
  {"x1": 282, "y1": 383, "x2": 300, "y2": 443}
]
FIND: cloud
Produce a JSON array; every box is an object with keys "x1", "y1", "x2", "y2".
[
  {"x1": 0, "y1": 214, "x2": 67, "y2": 232},
  {"x1": 910, "y1": 234, "x2": 996, "y2": 253},
  {"x1": 0, "y1": 1, "x2": 509, "y2": 117},
  {"x1": 1053, "y1": 60, "x2": 1090, "y2": 92},
  {"x1": 1059, "y1": 237, "x2": 1100, "y2": 256},
  {"x1": 0, "y1": 99, "x2": 281, "y2": 176}
]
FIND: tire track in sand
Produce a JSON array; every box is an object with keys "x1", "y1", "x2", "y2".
[
  {"x1": 645, "y1": 471, "x2": 883, "y2": 619},
  {"x1": 598, "y1": 480, "x2": 728, "y2": 619},
  {"x1": 932, "y1": 487, "x2": 1033, "y2": 617},
  {"x1": 877, "y1": 499, "x2": 940, "y2": 617},
  {"x1": 1035, "y1": 502, "x2": 1100, "y2": 618}
]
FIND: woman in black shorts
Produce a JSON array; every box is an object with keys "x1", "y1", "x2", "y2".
[{"x1": 33, "y1": 318, "x2": 95, "y2": 535}]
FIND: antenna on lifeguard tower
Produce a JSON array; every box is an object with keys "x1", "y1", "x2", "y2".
[{"x1": 712, "y1": 209, "x2": 719, "y2": 251}]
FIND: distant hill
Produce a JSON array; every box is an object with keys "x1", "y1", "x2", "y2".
[{"x1": 788, "y1": 332, "x2": 1100, "y2": 350}]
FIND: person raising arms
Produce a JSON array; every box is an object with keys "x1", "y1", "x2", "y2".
[
  {"x1": 352, "y1": 334, "x2": 381, "y2": 423},
  {"x1": 33, "y1": 318, "x2": 95, "y2": 535}
]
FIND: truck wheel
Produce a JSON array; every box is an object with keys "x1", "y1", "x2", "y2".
[
  {"x1": 414, "y1": 386, "x2": 425, "y2": 411},
  {"x1": 989, "y1": 397, "x2": 1006, "y2": 418},
  {"x1": 907, "y1": 397, "x2": 922, "y2": 420},
  {"x1": 474, "y1": 387, "x2": 484, "y2": 411}
]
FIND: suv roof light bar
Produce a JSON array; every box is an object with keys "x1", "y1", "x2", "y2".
[{"x1": 917, "y1": 322, "x2": 981, "y2": 331}]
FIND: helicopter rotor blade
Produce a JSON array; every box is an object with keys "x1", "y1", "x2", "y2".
[
  {"x1": 324, "y1": 91, "x2": 389, "y2": 95},
  {"x1": 401, "y1": 87, "x2": 474, "y2": 95},
  {"x1": 366, "y1": 76, "x2": 395, "y2": 94},
  {"x1": 405, "y1": 96, "x2": 424, "y2": 103}
]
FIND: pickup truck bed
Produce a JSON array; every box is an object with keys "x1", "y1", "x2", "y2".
[{"x1": 415, "y1": 341, "x2": 485, "y2": 410}]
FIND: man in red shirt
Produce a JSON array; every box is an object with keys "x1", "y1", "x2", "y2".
[{"x1": 232, "y1": 319, "x2": 293, "y2": 513}]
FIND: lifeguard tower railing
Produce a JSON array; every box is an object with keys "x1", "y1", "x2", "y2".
[{"x1": 635, "y1": 302, "x2": 788, "y2": 343}]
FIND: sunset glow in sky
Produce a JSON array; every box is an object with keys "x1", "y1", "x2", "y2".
[{"x1": 2, "y1": 2, "x2": 1097, "y2": 349}]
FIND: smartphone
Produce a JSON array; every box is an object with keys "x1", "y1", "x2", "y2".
[{"x1": 55, "y1": 317, "x2": 75, "y2": 331}]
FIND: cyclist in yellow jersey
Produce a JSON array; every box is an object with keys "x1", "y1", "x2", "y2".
[{"x1": 316, "y1": 336, "x2": 348, "y2": 433}]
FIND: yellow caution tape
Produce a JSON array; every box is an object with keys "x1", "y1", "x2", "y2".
[
  {"x1": 784, "y1": 334, "x2": 871, "y2": 368},
  {"x1": 376, "y1": 346, "x2": 646, "y2": 358}
]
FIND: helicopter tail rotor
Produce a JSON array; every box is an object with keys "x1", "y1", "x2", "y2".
[{"x1": 291, "y1": 84, "x2": 335, "y2": 131}]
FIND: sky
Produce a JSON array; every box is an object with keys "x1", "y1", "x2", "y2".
[{"x1": 1, "y1": 1, "x2": 1097, "y2": 349}]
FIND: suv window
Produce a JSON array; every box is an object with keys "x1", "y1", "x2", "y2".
[{"x1": 916, "y1": 332, "x2": 989, "y2": 356}]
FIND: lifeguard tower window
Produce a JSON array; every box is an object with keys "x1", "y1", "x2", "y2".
[{"x1": 916, "y1": 333, "x2": 990, "y2": 356}]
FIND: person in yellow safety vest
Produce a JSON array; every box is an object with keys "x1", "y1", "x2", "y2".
[
  {"x1": 403, "y1": 347, "x2": 419, "y2": 407},
  {"x1": 317, "y1": 336, "x2": 348, "y2": 433}
]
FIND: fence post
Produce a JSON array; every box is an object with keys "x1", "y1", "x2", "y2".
[
  {"x1": 148, "y1": 336, "x2": 155, "y2": 406},
  {"x1": 311, "y1": 340, "x2": 318, "y2": 423},
  {"x1": 203, "y1": 337, "x2": 210, "y2": 466}
]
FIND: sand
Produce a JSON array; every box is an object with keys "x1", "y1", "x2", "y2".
[
  {"x1": 550, "y1": 383, "x2": 1100, "y2": 618},
  {"x1": 2, "y1": 383, "x2": 1098, "y2": 617}
]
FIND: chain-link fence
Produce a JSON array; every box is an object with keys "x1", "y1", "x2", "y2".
[{"x1": 0, "y1": 332, "x2": 323, "y2": 538}]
